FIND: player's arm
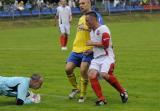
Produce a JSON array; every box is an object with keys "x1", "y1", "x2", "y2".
[
  {"x1": 17, "y1": 79, "x2": 41, "y2": 105},
  {"x1": 86, "y1": 40, "x2": 103, "y2": 47},
  {"x1": 16, "y1": 79, "x2": 40, "y2": 105},
  {"x1": 16, "y1": 91, "x2": 40, "y2": 105},
  {"x1": 16, "y1": 80, "x2": 31, "y2": 105},
  {"x1": 69, "y1": 7, "x2": 72, "y2": 23},
  {"x1": 69, "y1": 14, "x2": 72, "y2": 23},
  {"x1": 86, "y1": 32, "x2": 110, "y2": 48},
  {"x1": 54, "y1": 15, "x2": 58, "y2": 26},
  {"x1": 54, "y1": 8, "x2": 59, "y2": 26},
  {"x1": 83, "y1": 48, "x2": 93, "y2": 55}
]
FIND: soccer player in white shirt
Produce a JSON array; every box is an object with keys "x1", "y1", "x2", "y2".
[
  {"x1": 85, "y1": 11, "x2": 128, "y2": 106},
  {"x1": 55, "y1": 0, "x2": 72, "y2": 50}
]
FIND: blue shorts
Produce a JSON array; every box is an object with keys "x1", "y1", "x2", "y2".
[{"x1": 67, "y1": 52, "x2": 93, "y2": 67}]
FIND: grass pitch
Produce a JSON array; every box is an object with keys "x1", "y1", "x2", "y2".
[{"x1": 0, "y1": 14, "x2": 160, "y2": 111}]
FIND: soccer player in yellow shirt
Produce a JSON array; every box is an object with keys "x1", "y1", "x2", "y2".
[{"x1": 65, "y1": 0, "x2": 103, "y2": 102}]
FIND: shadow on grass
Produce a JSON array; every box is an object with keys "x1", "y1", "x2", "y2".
[{"x1": 0, "y1": 101, "x2": 15, "y2": 106}]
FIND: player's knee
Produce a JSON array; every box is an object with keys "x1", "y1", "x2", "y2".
[
  {"x1": 80, "y1": 62, "x2": 89, "y2": 74},
  {"x1": 79, "y1": 69, "x2": 88, "y2": 80},
  {"x1": 80, "y1": 67, "x2": 87, "y2": 75},
  {"x1": 61, "y1": 33, "x2": 65, "y2": 36},
  {"x1": 101, "y1": 73, "x2": 109, "y2": 80},
  {"x1": 88, "y1": 70, "x2": 98, "y2": 79},
  {"x1": 65, "y1": 65, "x2": 74, "y2": 75}
]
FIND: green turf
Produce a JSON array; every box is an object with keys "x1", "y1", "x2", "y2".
[{"x1": 0, "y1": 14, "x2": 160, "y2": 111}]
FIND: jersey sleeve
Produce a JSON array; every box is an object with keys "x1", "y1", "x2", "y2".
[
  {"x1": 24, "y1": 97, "x2": 33, "y2": 104},
  {"x1": 102, "y1": 32, "x2": 110, "y2": 48},
  {"x1": 56, "y1": 7, "x2": 59, "y2": 16},
  {"x1": 17, "y1": 79, "x2": 31, "y2": 104},
  {"x1": 69, "y1": 7, "x2": 72, "y2": 15}
]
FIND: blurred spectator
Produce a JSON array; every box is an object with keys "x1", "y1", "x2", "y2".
[
  {"x1": 17, "y1": 0, "x2": 28, "y2": 4},
  {"x1": 44, "y1": 0, "x2": 59, "y2": 4},
  {"x1": 25, "y1": 0, "x2": 32, "y2": 10},
  {"x1": 46, "y1": 1, "x2": 52, "y2": 8},
  {"x1": 141, "y1": 0, "x2": 149, "y2": 4},
  {"x1": 74, "y1": 0, "x2": 79, "y2": 7},
  {"x1": 113, "y1": 0, "x2": 120, "y2": 7},
  {"x1": 68, "y1": 0, "x2": 76, "y2": 8},
  {"x1": 130, "y1": 0, "x2": 140, "y2": 7},
  {"x1": 102, "y1": 0, "x2": 110, "y2": 11},
  {"x1": 18, "y1": 1, "x2": 25, "y2": 10},
  {"x1": 0, "y1": 1, "x2": 3, "y2": 10},
  {"x1": 91, "y1": 0, "x2": 96, "y2": 9},
  {"x1": 121, "y1": 0, "x2": 126, "y2": 8},
  {"x1": 151, "y1": 0, "x2": 159, "y2": 5},
  {"x1": 37, "y1": 0, "x2": 44, "y2": 7},
  {"x1": 3, "y1": 2, "x2": 10, "y2": 12}
]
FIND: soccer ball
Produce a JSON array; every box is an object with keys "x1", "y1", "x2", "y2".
[{"x1": 27, "y1": 91, "x2": 41, "y2": 103}]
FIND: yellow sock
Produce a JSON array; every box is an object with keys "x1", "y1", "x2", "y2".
[
  {"x1": 80, "y1": 77, "x2": 88, "y2": 97},
  {"x1": 67, "y1": 73, "x2": 79, "y2": 89}
]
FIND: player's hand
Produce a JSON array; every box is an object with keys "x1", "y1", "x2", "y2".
[
  {"x1": 86, "y1": 40, "x2": 94, "y2": 46},
  {"x1": 32, "y1": 94, "x2": 41, "y2": 103},
  {"x1": 69, "y1": 19, "x2": 72, "y2": 23},
  {"x1": 27, "y1": 91, "x2": 41, "y2": 103},
  {"x1": 83, "y1": 49, "x2": 93, "y2": 56}
]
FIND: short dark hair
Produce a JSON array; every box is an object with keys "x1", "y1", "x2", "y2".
[
  {"x1": 31, "y1": 73, "x2": 43, "y2": 81},
  {"x1": 85, "y1": 11, "x2": 98, "y2": 20}
]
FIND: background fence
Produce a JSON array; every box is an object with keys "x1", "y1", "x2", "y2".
[{"x1": 0, "y1": 0, "x2": 160, "y2": 19}]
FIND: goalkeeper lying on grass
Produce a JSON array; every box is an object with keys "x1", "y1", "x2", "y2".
[{"x1": 0, "y1": 74, "x2": 43, "y2": 105}]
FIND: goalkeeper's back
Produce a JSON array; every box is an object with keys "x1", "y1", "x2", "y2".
[
  {"x1": 0, "y1": 76, "x2": 30, "y2": 99},
  {"x1": 0, "y1": 74, "x2": 43, "y2": 105}
]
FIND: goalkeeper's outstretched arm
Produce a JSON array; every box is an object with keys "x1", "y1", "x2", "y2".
[
  {"x1": 16, "y1": 98, "x2": 24, "y2": 105},
  {"x1": 16, "y1": 92, "x2": 41, "y2": 105}
]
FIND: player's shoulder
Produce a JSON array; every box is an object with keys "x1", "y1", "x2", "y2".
[
  {"x1": 17, "y1": 77, "x2": 30, "y2": 87},
  {"x1": 98, "y1": 25, "x2": 110, "y2": 33},
  {"x1": 79, "y1": 15, "x2": 85, "y2": 21},
  {"x1": 3, "y1": 77, "x2": 30, "y2": 86},
  {"x1": 66, "y1": 5, "x2": 71, "y2": 9},
  {"x1": 21, "y1": 77, "x2": 30, "y2": 82},
  {"x1": 100, "y1": 25, "x2": 108, "y2": 29},
  {"x1": 14, "y1": 77, "x2": 30, "y2": 83},
  {"x1": 57, "y1": 6, "x2": 62, "y2": 10}
]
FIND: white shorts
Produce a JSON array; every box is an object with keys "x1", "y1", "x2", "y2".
[
  {"x1": 89, "y1": 55, "x2": 115, "y2": 74},
  {"x1": 59, "y1": 24, "x2": 70, "y2": 35}
]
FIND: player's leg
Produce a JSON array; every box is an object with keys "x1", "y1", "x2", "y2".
[
  {"x1": 78, "y1": 62, "x2": 89, "y2": 102},
  {"x1": 88, "y1": 69, "x2": 106, "y2": 105},
  {"x1": 65, "y1": 62, "x2": 77, "y2": 88},
  {"x1": 63, "y1": 24, "x2": 70, "y2": 49},
  {"x1": 59, "y1": 24, "x2": 66, "y2": 50},
  {"x1": 78, "y1": 53, "x2": 93, "y2": 102},
  {"x1": 65, "y1": 52, "x2": 81, "y2": 98},
  {"x1": 63, "y1": 33, "x2": 68, "y2": 50},
  {"x1": 89, "y1": 59, "x2": 107, "y2": 105},
  {"x1": 101, "y1": 61, "x2": 128, "y2": 103}
]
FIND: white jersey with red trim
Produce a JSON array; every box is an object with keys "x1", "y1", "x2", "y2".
[
  {"x1": 90, "y1": 25, "x2": 115, "y2": 60},
  {"x1": 56, "y1": 5, "x2": 72, "y2": 25}
]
